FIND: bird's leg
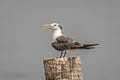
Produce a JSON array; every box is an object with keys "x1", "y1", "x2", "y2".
[
  {"x1": 60, "y1": 51, "x2": 63, "y2": 57},
  {"x1": 63, "y1": 51, "x2": 66, "y2": 57}
]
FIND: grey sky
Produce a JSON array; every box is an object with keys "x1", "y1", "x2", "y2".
[{"x1": 0, "y1": 0, "x2": 120, "y2": 80}]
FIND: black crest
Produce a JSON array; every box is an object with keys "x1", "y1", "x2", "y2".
[{"x1": 59, "y1": 25, "x2": 62, "y2": 30}]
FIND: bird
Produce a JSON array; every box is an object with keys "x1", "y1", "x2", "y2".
[{"x1": 42, "y1": 23, "x2": 99, "y2": 57}]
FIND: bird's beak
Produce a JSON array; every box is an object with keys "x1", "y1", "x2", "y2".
[{"x1": 42, "y1": 24, "x2": 54, "y2": 30}]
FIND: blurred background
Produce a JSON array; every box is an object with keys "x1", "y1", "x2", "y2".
[{"x1": 0, "y1": 0, "x2": 120, "y2": 80}]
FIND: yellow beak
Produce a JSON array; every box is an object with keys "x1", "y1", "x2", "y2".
[{"x1": 42, "y1": 24, "x2": 54, "y2": 30}]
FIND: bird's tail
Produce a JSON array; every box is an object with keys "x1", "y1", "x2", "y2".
[
  {"x1": 80, "y1": 44, "x2": 99, "y2": 49},
  {"x1": 72, "y1": 43, "x2": 99, "y2": 49}
]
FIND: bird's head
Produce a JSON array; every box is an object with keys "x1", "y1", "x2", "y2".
[{"x1": 43, "y1": 23, "x2": 62, "y2": 30}]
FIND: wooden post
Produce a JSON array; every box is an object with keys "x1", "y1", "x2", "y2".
[{"x1": 43, "y1": 56, "x2": 83, "y2": 80}]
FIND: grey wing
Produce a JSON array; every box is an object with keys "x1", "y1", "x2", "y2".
[
  {"x1": 56, "y1": 36, "x2": 74, "y2": 43},
  {"x1": 52, "y1": 36, "x2": 99, "y2": 51},
  {"x1": 52, "y1": 42, "x2": 73, "y2": 51},
  {"x1": 51, "y1": 36, "x2": 74, "y2": 51}
]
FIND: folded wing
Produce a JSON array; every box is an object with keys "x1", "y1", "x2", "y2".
[{"x1": 52, "y1": 36, "x2": 99, "y2": 51}]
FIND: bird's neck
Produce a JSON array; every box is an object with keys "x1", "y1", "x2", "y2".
[{"x1": 53, "y1": 29, "x2": 63, "y2": 41}]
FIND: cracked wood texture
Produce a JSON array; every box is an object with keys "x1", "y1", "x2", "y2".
[{"x1": 43, "y1": 56, "x2": 83, "y2": 80}]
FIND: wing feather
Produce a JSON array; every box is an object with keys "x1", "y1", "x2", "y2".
[
  {"x1": 56, "y1": 36, "x2": 73, "y2": 43},
  {"x1": 52, "y1": 36, "x2": 74, "y2": 51},
  {"x1": 51, "y1": 36, "x2": 98, "y2": 51}
]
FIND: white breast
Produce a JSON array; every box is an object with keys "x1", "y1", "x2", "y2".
[{"x1": 53, "y1": 29, "x2": 63, "y2": 41}]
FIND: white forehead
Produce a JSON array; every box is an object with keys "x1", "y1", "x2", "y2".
[{"x1": 51, "y1": 23, "x2": 60, "y2": 26}]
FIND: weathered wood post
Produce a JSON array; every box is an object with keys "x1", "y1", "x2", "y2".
[{"x1": 43, "y1": 56, "x2": 83, "y2": 80}]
